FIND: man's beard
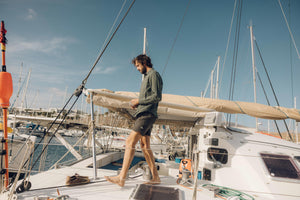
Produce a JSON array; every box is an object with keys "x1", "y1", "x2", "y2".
[{"x1": 141, "y1": 67, "x2": 146, "y2": 74}]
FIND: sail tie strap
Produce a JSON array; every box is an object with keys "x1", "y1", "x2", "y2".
[
  {"x1": 185, "y1": 96, "x2": 198, "y2": 107},
  {"x1": 274, "y1": 106, "x2": 289, "y2": 119},
  {"x1": 233, "y1": 101, "x2": 246, "y2": 114}
]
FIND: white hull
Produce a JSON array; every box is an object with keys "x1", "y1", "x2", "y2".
[{"x1": 3, "y1": 113, "x2": 299, "y2": 200}]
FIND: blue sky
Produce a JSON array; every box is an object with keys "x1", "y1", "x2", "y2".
[{"x1": 1, "y1": 0, "x2": 300, "y2": 131}]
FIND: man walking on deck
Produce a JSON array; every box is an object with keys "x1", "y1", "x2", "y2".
[{"x1": 105, "y1": 54, "x2": 163, "y2": 187}]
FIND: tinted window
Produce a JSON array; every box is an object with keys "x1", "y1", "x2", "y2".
[
  {"x1": 207, "y1": 147, "x2": 228, "y2": 164},
  {"x1": 261, "y1": 153, "x2": 300, "y2": 179}
]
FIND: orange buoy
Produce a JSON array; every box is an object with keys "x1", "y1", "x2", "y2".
[
  {"x1": 0, "y1": 72, "x2": 13, "y2": 108},
  {"x1": 0, "y1": 20, "x2": 13, "y2": 108}
]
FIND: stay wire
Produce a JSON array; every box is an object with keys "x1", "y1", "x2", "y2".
[
  {"x1": 278, "y1": 0, "x2": 300, "y2": 60},
  {"x1": 254, "y1": 39, "x2": 294, "y2": 142},
  {"x1": 29, "y1": 95, "x2": 80, "y2": 173},
  {"x1": 288, "y1": 0, "x2": 294, "y2": 107},
  {"x1": 21, "y1": 93, "x2": 75, "y2": 169},
  {"x1": 227, "y1": 0, "x2": 243, "y2": 124},
  {"x1": 17, "y1": 0, "x2": 137, "y2": 182},
  {"x1": 256, "y1": 71, "x2": 283, "y2": 139},
  {"x1": 233, "y1": 0, "x2": 243, "y2": 99},
  {"x1": 21, "y1": 0, "x2": 136, "y2": 170},
  {"x1": 81, "y1": 0, "x2": 136, "y2": 86},
  {"x1": 218, "y1": 0, "x2": 238, "y2": 97},
  {"x1": 94, "y1": 0, "x2": 128, "y2": 72},
  {"x1": 228, "y1": 0, "x2": 242, "y2": 102},
  {"x1": 161, "y1": 0, "x2": 191, "y2": 76}
]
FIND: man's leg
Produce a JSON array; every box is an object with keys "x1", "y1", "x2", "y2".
[
  {"x1": 140, "y1": 135, "x2": 161, "y2": 184},
  {"x1": 105, "y1": 130, "x2": 141, "y2": 187}
]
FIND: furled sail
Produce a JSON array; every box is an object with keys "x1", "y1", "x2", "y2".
[{"x1": 86, "y1": 89, "x2": 300, "y2": 123}]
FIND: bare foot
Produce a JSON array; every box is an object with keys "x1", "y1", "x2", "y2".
[
  {"x1": 104, "y1": 176, "x2": 125, "y2": 187},
  {"x1": 143, "y1": 178, "x2": 161, "y2": 185}
]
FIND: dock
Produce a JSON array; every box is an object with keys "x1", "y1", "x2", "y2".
[{"x1": 7, "y1": 107, "x2": 132, "y2": 131}]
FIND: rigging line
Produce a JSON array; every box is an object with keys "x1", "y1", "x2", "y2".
[
  {"x1": 20, "y1": 94, "x2": 75, "y2": 174},
  {"x1": 218, "y1": 0, "x2": 237, "y2": 96},
  {"x1": 20, "y1": 0, "x2": 136, "y2": 171},
  {"x1": 99, "y1": 0, "x2": 128, "y2": 58},
  {"x1": 203, "y1": 61, "x2": 218, "y2": 97},
  {"x1": 228, "y1": 0, "x2": 241, "y2": 101},
  {"x1": 161, "y1": 0, "x2": 191, "y2": 76},
  {"x1": 9, "y1": 71, "x2": 29, "y2": 112},
  {"x1": 232, "y1": 0, "x2": 243, "y2": 101},
  {"x1": 49, "y1": 125, "x2": 93, "y2": 170},
  {"x1": 254, "y1": 39, "x2": 294, "y2": 142},
  {"x1": 81, "y1": 0, "x2": 136, "y2": 86},
  {"x1": 29, "y1": 95, "x2": 81, "y2": 172},
  {"x1": 227, "y1": 0, "x2": 242, "y2": 124},
  {"x1": 288, "y1": 0, "x2": 294, "y2": 106},
  {"x1": 278, "y1": 0, "x2": 300, "y2": 60},
  {"x1": 256, "y1": 71, "x2": 283, "y2": 139},
  {"x1": 21, "y1": 93, "x2": 75, "y2": 168}
]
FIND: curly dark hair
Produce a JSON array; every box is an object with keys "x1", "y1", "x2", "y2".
[{"x1": 132, "y1": 54, "x2": 153, "y2": 68}]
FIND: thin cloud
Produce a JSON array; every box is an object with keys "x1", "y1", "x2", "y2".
[
  {"x1": 94, "y1": 66, "x2": 117, "y2": 74},
  {"x1": 48, "y1": 87, "x2": 66, "y2": 97},
  {"x1": 25, "y1": 8, "x2": 37, "y2": 20},
  {"x1": 9, "y1": 36, "x2": 78, "y2": 54}
]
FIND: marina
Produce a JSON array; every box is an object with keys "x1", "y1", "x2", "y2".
[{"x1": 1, "y1": 0, "x2": 300, "y2": 200}]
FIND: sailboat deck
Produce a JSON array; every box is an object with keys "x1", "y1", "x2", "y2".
[{"x1": 15, "y1": 167, "x2": 209, "y2": 200}]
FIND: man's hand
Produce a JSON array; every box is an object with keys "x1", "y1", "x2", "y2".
[{"x1": 130, "y1": 99, "x2": 139, "y2": 109}]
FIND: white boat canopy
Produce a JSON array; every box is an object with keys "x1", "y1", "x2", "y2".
[{"x1": 86, "y1": 89, "x2": 300, "y2": 124}]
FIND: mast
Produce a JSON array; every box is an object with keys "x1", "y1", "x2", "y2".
[
  {"x1": 143, "y1": 27, "x2": 147, "y2": 55},
  {"x1": 16, "y1": 62, "x2": 23, "y2": 107},
  {"x1": 210, "y1": 70, "x2": 214, "y2": 98},
  {"x1": 249, "y1": 24, "x2": 258, "y2": 130},
  {"x1": 20, "y1": 68, "x2": 31, "y2": 109},
  {"x1": 31, "y1": 90, "x2": 39, "y2": 109},
  {"x1": 215, "y1": 56, "x2": 220, "y2": 99},
  {"x1": 295, "y1": 97, "x2": 298, "y2": 143}
]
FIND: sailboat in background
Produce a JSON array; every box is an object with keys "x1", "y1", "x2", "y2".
[
  {"x1": 4, "y1": 91, "x2": 300, "y2": 199},
  {"x1": 1, "y1": 0, "x2": 300, "y2": 200}
]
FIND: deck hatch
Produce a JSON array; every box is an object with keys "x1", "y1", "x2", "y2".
[
  {"x1": 261, "y1": 153, "x2": 300, "y2": 180},
  {"x1": 129, "y1": 184, "x2": 183, "y2": 200}
]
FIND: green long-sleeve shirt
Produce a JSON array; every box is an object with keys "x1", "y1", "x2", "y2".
[{"x1": 135, "y1": 68, "x2": 163, "y2": 117}]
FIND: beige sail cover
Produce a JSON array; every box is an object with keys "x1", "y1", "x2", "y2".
[{"x1": 86, "y1": 89, "x2": 300, "y2": 122}]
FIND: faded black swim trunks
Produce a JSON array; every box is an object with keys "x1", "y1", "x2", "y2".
[{"x1": 133, "y1": 112, "x2": 157, "y2": 136}]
